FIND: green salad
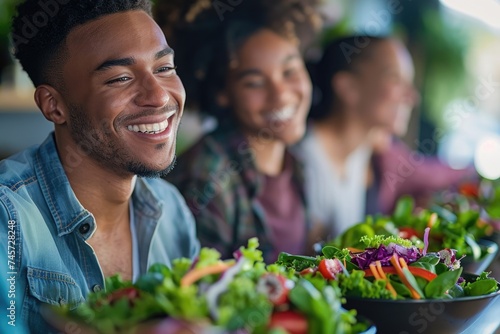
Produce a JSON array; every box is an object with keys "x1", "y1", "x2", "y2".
[
  {"x1": 332, "y1": 195, "x2": 495, "y2": 261},
  {"x1": 436, "y1": 179, "x2": 500, "y2": 233},
  {"x1": 278, "y1": 235, "x2": 499, "y2": 301},
  {"x1": 57, "y1": 239, "x2": 368, "y2": 334}
]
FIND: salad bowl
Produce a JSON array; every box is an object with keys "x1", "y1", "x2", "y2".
[
  {"x1": 330, "y1": 196, "x2": 500, "y2": 275},
  {"x1": 343, "y1": 273, "x2": 500, "y2": 334},
  {"x1": 461, "y1": 239, "x2": 498, "y2": 274},
  {"x1": 55, "y1": 239, "x2": 375, "y2": 334},
  {"x1": 279, "y1": 234, "x2": 500, "y2": 334}
]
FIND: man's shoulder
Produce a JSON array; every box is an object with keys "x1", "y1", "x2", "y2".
[
  {"x1": 0, "y1": 151, "x2": 45, "y2": 234},
  {"x1": 0, "y1": 146, "x2": 39, "y2": 191}
]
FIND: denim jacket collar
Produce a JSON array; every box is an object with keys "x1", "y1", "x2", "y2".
[
  {"x1": 34, "y1": 134, "x2": 92, "y2": 237},
  {"x1": 132, "y1": 177, "x2": 163, "y2": 220},
  {"x1": 34, "y1": 134, "x2": 163, "y2": 237}
]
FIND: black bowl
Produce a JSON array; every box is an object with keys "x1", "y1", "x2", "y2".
[
  {"x1": 343, "y1": 273, "x2": 500, "y2": 334},
  {"x1": 461, "y1": 239, "x2": 499, "y2": 275}
]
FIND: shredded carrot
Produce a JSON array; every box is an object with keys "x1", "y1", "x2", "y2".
[
  {"x1": 180, "y1": 262, "x2": 233, "y2": 287},
  {"x1": 389, "y1": 254, "x2": 421, "y2": 300},
  {"x1": 363, "y1": 266, "x2": 437, "y2": 281},
  {"x1": 369, "y1": 263, "x2": 382, "y2": 280},
  {"x1": 427, "y1": 213, "x2": 437, "y2": 228},
  {"x1": 399, "y1": 257, "x2": 409, "y2": 269},
  {"x1": 347, "y1": 247, "x2": 364, "y2": 253},
  {"x1": 375, "y1": 261, "x2": 397, "y2": 298}
]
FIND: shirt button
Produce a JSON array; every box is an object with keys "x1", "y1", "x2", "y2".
[
  {"x1": 79, "y1": 223, "x2": 90, "y2": 234},
  {"x1": 92, "y1": 284, "x2": 102, "y2": 293}
]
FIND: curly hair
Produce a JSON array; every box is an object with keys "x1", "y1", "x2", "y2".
[
  {"x1": 154, "y1": 0, "x2": 323, "y2": 121},
  {"x1": 308, "y1": 35, "x2": 387, "y2": 120},
  {"x1": 11, "y1": 0, "x2": 152, "y2": 88}
]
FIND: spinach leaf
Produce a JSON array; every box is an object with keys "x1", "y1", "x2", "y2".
[
  {"x1": 322, "y1": 246, "x2": 348, "y2": 260},
  {"x1": 463, "y1": 277, "x2": 499, "y2": 296},
  {"x1": 402, "y1": 267, "x2": 425, "y2": 298},
  {"x1": 276, "y1": 252, "x2": 319, "y2": 271},
  {"x1": 414, "y1": 253, "x2": 440, "y2": 266},
  {"x1": 411, "y1": 254, "x2": 440, "y2": 273},
  {"x1": 289, "y1": 279, "x2": 329, "y2": 334},
  {"x1": 321, "y1": 246, "x2": 358, "y2": 271},
  {"x1": 447, "y1": 284, "x2": 465, "y2": 298},
  {"x1": 392, "y1": 196, "x2": 414, "y2": 227},
  {"x1": 389, "y1": 278, "x2": 412, "y2": 298},
  {"x1": 424, "y1": 267, "x2": 463, "y2": 299}
]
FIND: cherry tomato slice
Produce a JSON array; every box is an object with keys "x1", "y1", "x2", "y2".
[
  {"x1": 268, "y1": 311, "x2": 308, "y2": 334},
  {"x1": 257, "y1": 273, "x2": 290, "y2": 306},
  {"x1": 459, "y1": 182, "x2": 479, "y2": 198},
  {"x1": 107, "y1": 287, "x2": 140, "y2": 306},
  {"x1": 398, "y1": 227, "x2": 419, "y2": 239},
  {"x1": 299, "y1": 267, "x2": 317, "y2": 276},
  {"x1": 318, "y1": 259, "x2": 342, "y2": 280}
]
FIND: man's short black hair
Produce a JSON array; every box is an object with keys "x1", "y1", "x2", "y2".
[{"x1": 11, "y1": 0, "x2": 152, "y2": 88}]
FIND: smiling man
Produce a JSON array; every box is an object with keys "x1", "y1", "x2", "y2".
[{"x1": 0, "y1": 1, "x2": 199, "y2": 333}]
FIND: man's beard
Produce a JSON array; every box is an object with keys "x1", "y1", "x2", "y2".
[
  {"x1": 126, "y1": 155, "x2": 177, "y2": 178},
  {"x1": 68, "y1": 104, "x2": 177, "y2": 178}
]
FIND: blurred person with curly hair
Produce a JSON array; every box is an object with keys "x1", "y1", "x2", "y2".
[{"x1": 158, "y1": 0, "x2": 324, "y2": 262}]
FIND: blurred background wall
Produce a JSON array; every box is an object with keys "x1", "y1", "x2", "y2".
[{"x1": 1, "y1": 0, "x2": 500, "y2": 178}]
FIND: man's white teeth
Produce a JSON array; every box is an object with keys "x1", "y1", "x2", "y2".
[
  {"x1": 127, "y1": 120, "x2": 168, "y2": 134},
  {"x1": 267, "y1": 106, "x2": 295, "y2": 122}
]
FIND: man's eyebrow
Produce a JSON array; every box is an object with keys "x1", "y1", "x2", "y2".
[
  {"x1": 94, "y1": 47, "x2": 174, "y2": 72},
  {"x1": 155, "y1": 47, "x2": 174, "y2": 60},
  {"x1": 95, "y1": 58, "x2": 135, "y2": 72}
]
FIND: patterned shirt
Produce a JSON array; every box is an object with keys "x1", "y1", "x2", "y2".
[{"x1": 167, "y1": 125, "x2": 311, "y2": 262}]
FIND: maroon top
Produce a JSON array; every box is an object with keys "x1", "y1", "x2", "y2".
[
  {"x1": 256, "y1": 155, "x2": 307, "y2": 262},
  {"x1": 372, "y1": 139, "x2": 477, "y2": 213}
]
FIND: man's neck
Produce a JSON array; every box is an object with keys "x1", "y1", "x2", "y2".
[
  {"x1": 61, "y1": 152, "x2": 135, "y2": 234},
  {"x1": 59, "y1": 145, "x2": 135, "y2": 280}
]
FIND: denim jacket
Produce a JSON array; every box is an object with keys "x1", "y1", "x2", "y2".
[{"x1": 0, "y1": 134, "x2": 200, "y2": 334}]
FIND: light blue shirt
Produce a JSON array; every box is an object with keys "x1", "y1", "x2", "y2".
[{"x1": 0, "y1": 133, "x2": 200, "y2": 334}]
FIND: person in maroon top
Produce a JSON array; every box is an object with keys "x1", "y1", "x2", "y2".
[
  {"x1": 295, "y1": 35, "x2": 475, "y2": 236},
  {"x1": 371, "y1": 130, "x2": 476, "y2": 214}
]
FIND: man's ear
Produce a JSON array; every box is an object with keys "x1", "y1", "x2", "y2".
[
  {"x1": 34, "y1": 85, "x2": 68, "y2": 125},
  {"x1": 332, "y1": 72, "x2": 359, "y2": 106}
]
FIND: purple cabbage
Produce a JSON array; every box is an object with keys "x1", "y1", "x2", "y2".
[{"x1": 351, "y1": 243, "x2": 422, "y2": 269}]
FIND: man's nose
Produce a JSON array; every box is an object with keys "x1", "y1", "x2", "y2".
[{"x1": 135, "y1": 73, "x2": 170, "y2": 108}]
